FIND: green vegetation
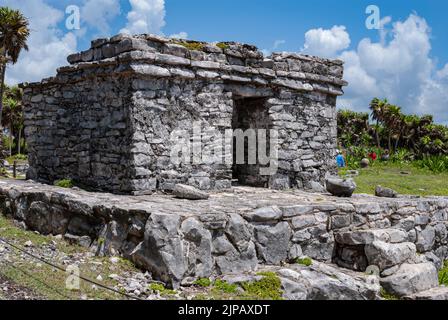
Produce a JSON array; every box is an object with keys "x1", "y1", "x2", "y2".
[
  {"x1": 149, "y1": 283, "x2": 177, "y2": 295},
  {"x1": 6, "y1": 153, "x2": 27, "y2": 163},
  {"x1": 240, "y1": 272, "x2": 283, "y2": 300},
  {"x1": 0, "y1": 215, "x2": 139, "y2": 300},
  {"x1": 216, "y1": 42, "x2": 230, "y2": 50},
  {"x1": 173, "y1": 40, "x2": 205, "y2": 51},
  {"x1": 194, "y1": 278, "x2": 212, "y2": 287},
  {"x1": 54, "y1": 179, "x2": 74, "y2": 188},
  {"x1": 338, "y1": 98, "x2": 448, "y2": 175},
  {"x1": 0, "y1": 7, "x2": 30, "y2": 161},
  {"x1": 439, "y1": 261, "x2": 448, "y2": 286},
  {"x1": 213, "y1": 279, "x2": 238, "y2": 294},
  {"x1": 339, "y1": 162, "x2": 448, "y2": 196},
  {"x1": 379, "y1": 287, "x2": 399, "y2": 300},
  {"x1": 296, "y1": 257, "x2": 313, "y2": 266}
]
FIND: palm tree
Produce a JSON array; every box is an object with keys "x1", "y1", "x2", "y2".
[
  {"x1": 0, "y1": 7, "x2": 30, "y2": 130},
  {"x1": 369, "y1": 98, "x2": 388, "y2": 148}
]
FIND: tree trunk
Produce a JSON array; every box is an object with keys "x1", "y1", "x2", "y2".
[
  {"x1": 0, "y1": 63, "x2": 5, "y2": 127},
  {"x1": 388, "y1": 132, "x2": 392, "y2": 152},
  {"x1": 375, "y1": 120, "x2": 380, "y2": 148},
  {"x1": 9, "y1": 123, "x2": 12, "y2": 156},
  {"x1": 18, "y1": 127, "x2": 21, "y2": 155}
]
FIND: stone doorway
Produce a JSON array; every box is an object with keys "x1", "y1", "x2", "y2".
[{"x1": 231, "y1": 97, "x2": 271, "y2": 187}]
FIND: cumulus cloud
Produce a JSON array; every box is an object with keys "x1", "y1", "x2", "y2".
[
  {"x1": 81, "y1": 0, "x2": 121, "y2": 35},
  {"x1": 304, "y1": 14, "x2": 448, "y2": 124},
  {"x1": 3, "y1": 0, "x2": 78, "y2": 85},
  {"x1": 120, "y1": 0, "x2": 166, "y2": 35},
  {"x1": 301, "y1": 25, "x2": 350, "y2": 58}
]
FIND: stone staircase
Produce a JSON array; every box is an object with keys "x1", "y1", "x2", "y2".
[{"x1": 334, "y1": 228, "x2": 448, "y2": 299}]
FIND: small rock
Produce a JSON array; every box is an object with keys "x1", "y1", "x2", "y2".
[
  {"x1": 96, "y1": 275, "x2": 103, "y2": 281},
  {"x1": 24, "y1": 240, "x2": 33, "y2": 247},
  {"x1": 110, "y1": 257, "x2": 120, "y2": 264},
  {"x1": 325, "y1": 177, "x2": 356, "y2": 197},
  {"x1": 173, "y1": 184, "x2": 209, "y2": 200},
  {"x1": 375, "y1": 185, "x2": 398, "y2": 198},
  {"x1": 360, "y1": 158, "x2": 369, "y2": 168}
]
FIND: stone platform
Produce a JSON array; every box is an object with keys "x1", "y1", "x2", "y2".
[{"x1": 0, "y1": 179, "x2": 447, "y2": 291}]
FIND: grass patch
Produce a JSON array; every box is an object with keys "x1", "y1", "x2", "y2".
[
  {"x1": 54, "y1": 179, "x2": 74, "y2": 188},
  {"x1": 339, "y1": 163, "x2": 448, "y2": 196},
  {"x1": 439, "y1": 261, "x2": 448, "y2": 286},
  {"x1": 5, "y1": 154, "x2": 28, "y2": 163},
  {"x1": 216, "y1": 42, "x2": 229, "y2": 50},
  {"x1": 240, "y1": 272, "x2": 283, "y2": 300},
  {"x1": 0, "y1": 215, "x2": 140, "y2": 300},
  {"x1": 194, "y1": 278, "x2": 212, "y2": 287},
  {"x1": 213, "y1": 279, "x2": 238, "y2": 294},
  {"x1": 379, "y1": 287, "x2": 399, "y2": 300},
  {"x1": 173, "y1": 40, "x2": 205, "y2": 51},
  {"x1": 296, "y1": 257, "x2": 313, "y2": 266},
  {"x1": 149, "y1": 283, "x2": 177, "y2": 295}
]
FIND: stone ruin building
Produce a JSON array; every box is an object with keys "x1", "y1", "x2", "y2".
[{"x1": 21, "y1": 33, "x2": 347, "y2": 194}]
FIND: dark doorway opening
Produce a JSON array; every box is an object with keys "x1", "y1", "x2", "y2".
[{"x1": 232, "y1": 97, "x2": 271, "y2": 187}]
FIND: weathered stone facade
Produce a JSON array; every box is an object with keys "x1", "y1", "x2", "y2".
[{"x1": 21, "y1": 34, "x2": 346, "y2": 194}]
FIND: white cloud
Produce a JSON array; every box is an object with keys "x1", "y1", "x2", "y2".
[
  {"x1": 304, "y1": 14, "x2": 448, "y2": 124},
  {"x1": 120, "y1": 0, "x2": 166, "y2": 35},
  {"x1": 81, "y1": 0, "x2": 121, "y2": 36},
  {"x1": 301, "y1": 25, "x2": 350, "y2": 58},
  {"x1": 169, "y1": 31, "x2": 188, "y2": 39},
  {"x1": 273, "y1": 40, "x2": 286, "y2": 50},
  {"x1": 3, "y1": 0, "x2": 78, "y2": 85}
]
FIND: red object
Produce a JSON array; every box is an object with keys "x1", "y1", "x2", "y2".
[{"x1": 368, "y1": 152, "x2": 377, "y2": 161}]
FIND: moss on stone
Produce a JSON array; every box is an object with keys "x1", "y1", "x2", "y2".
[
  {"x1": 296, "y1": 257, "x2": 313, "y2": 266},
  {"x1": 54, "y1": 178, "x2": 73, "y2": 188},
  {"x1": 380, "y1": 287, "x2": 399, "y2": 300},
  {"x1": 212, "y1": 279, "x2": 238, "y2": 294},
  {"x1": 240, "y1": 271, "x2": 283, "y2": 300},
  {"x1": 194, "y1": 278, "x2": 212, "y2": 287},
  {"x1": 216, "y1": 42, "x2": 229, "y2": 50},
  {"x1": 149, "y1": 283, "x2": 177, "y2": 295},
  {"x1": 173, "y1": 40, "x2": 205, "y2": 51}
]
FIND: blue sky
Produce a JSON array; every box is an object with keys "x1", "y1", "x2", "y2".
[{"x1": 3, "y1": 0, "x2": 448, "y2": 123}]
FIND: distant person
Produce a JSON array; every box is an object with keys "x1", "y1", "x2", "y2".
[
  {"x1": 368, "y1": 151, "x2": 377, "y2": 162},
  {"x1": 336, "y1": 150, "x2": 346, "y2": 168}
]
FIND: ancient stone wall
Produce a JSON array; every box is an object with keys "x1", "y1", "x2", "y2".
[{"x1": 21, "y1": 34, "x2": 346, "y2": 194}]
